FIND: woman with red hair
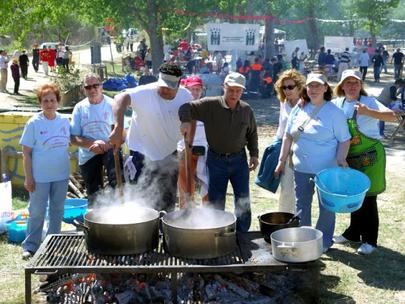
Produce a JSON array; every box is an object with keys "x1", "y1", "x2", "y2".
[{"x1": 20, "y1": 83, "x2": 70, "y2": 259}]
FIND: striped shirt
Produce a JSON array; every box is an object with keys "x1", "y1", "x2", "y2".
[{"x1": 340, "y1": 51, "x2": 351, "y2": 63}]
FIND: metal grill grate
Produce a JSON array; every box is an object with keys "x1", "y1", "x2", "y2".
[{"x1": 29, "y1": 233, "x2": 245, "y2": 269}]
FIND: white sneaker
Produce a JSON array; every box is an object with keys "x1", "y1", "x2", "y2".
[
  {"x1": 357, "y1": 243, "x2": 376, "y2": 255},
  {"x1": 22, "y1": 251, "x2": 33, "y2": 260},
  {"x1": 333, "y1": 235, "x2": 349, "y2": 244}
]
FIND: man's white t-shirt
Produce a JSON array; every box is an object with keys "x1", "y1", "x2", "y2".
[{"x1": 126, "y1": 82, "x2": 192, "y2": 161}]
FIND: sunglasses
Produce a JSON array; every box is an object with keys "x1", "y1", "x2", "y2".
[
  {"x1": 84, "y1": 83, "x2": 101, "y2": 90},
  {"x1": 281, "y1": 85, "x2": 296, "y2": 91}
]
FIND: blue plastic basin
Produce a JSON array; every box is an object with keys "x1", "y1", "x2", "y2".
[
  {"x1": 6, "y1": 220, "x2": 27, "y2": 243},
  {"x1": 315, "y1": 167, "x2": 370, "y2": 213},
  {"x1": 63, "y1": 198, "x2": 88, "y2": 224}
]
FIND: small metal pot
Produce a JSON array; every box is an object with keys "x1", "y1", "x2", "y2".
[
  {"x1": 162, "y1": 208, "x2": 236, "y2": 259},
  {"x1": 74, "y1": 206, "x2": 160, "y2": 255},
  {"x1": 258, "y1": 212, "x2": 300, "y2": 243},
  {"x1": 271, "y1": 227, "x2": 323, "y2": 263}
]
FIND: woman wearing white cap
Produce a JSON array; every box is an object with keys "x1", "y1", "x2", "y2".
[
  {"x1": 274, "y1": 73, "x2": 351, "y2": 252},
  {"x1": 332, "y1": 69, "x2": 397, "y2": 255}
]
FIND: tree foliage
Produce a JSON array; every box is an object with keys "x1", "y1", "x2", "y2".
[
  {"x1": 1, "y1": 0, "x2": 404, "y2": 61},
  {"x1": 351, "y1": 0, "x2": 400, "y2": 39}
]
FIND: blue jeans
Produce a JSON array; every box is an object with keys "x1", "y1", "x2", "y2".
[
  {"x1": 80, "y1": 148, "x2": 123, "y2": 207},
  {"x1": 22, "y1": 179, "x2": 69, "y2": 253},
  {"x1": 294, "y1": 171, "x2": 335, "y2": 249},
  {"x1": 207, "y1": 149, "x2": 251, "y2": 232},
  {"x1": 379, "y1": 120, "x2": 385, "y2": 136},
  {"x1": 373, "y1": 66, "x2": 381, "y2": 81}
]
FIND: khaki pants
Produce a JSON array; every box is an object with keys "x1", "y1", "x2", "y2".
[
  {"x1": 42, "y1": 62, "x2": 49, "y2": 76},
  {"x1": 0, "y1": 68, "x2": 7, "y2": 92},
  {"x1": 278, "y1": 159, "x2": 296, "y2": 213},
  {"x1": 337, "y1": 62, "x2": 349, "y2": 81}
]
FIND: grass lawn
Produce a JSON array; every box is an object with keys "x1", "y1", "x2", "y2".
[{"x1": 0, "y1": 96, "x2": 404, "y2": 304}]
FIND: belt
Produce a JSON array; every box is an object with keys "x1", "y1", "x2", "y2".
[{"x1": 208, "y1": 148, "x2": 244, "y2": 158}]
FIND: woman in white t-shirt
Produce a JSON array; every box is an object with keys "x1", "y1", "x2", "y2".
[
  {"x1": 274, "y1": 69, "x2": 306, "y2": 213},
  {"x1": 332, "y1": 70, "x2": 397, "y2": 255},
  {"x1": 20, "y1": 83, "x2": 70, "y2": 259}
]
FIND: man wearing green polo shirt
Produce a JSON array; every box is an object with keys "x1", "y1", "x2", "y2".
[{"x1": 179, "y1": 72, "x2": 259, "y2": 232}]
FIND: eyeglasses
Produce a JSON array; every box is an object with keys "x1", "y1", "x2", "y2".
[
  {"x1": 281, "y1": 85, "x2": 297, "y2": 91},
  {"x1": 84, "y1": 83, "x2": 101, "y2": 90}
]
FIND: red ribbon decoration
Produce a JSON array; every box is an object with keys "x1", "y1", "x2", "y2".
[{"x1": 172, "y1": 9, "x2": 308, "y2": 24}]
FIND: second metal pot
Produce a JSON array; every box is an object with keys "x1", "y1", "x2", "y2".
[{"x1": 162, "y1": 208, "x2": 237, "y2": 259}]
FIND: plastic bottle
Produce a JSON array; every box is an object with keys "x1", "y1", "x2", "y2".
[{"x1": 0, "y1": 173, "x2": 12, "y2": 234}]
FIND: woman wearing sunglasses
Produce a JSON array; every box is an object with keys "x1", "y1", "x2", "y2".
[
  {"x1": 273, "y1": 69, "x2": 306, "y2": 213},
  {"x1": 274, "y1": 73, "x2": 351, "y2": 252}
]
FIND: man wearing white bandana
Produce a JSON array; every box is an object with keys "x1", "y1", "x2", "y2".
[{"x1": 110, "y1": 63, "x2": 192, "y2": 211}]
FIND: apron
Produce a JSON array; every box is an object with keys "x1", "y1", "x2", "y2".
[{"x1": 346, "y1": 109, "x2": 386, "y2": 196}]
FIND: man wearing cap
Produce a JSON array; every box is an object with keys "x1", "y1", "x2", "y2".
[
  {"x1": 110, "y1": 63, "x2": 192, "y2": 211},
  {"x1": 179, "y1": 72, "x2": 259, "y2": 232}
]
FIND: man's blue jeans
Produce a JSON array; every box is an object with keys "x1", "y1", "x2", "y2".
[
  {"x1": 207, "y1": 149, "x2": 251, "y2": 232},
  {"x1": 374, "y1": 66, "x2": 381, "y2": 81},
  {"x1": 22, "y1": 179, "x2": 69, "y2": 253},
  {"x1": 294, "y1": 171, "x2": 335, "y2": 250}
]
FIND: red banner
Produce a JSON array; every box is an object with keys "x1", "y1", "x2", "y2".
[{"x1": 172, "y1": 9, "x2": 308, "y2": 24}]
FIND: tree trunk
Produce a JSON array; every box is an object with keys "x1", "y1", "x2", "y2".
[
  {"x1": 264, "y1": 18, "x2": 275, "y2": 59},
  {"x1": 146, "y1": 0, "x2": 164, "y2": 74},
  {"x1": 369, "y1": 23, "x2": 377, "y2": 48},
  {"x1": 307, "y1": 4, "x2": 320, "y2": 50}
]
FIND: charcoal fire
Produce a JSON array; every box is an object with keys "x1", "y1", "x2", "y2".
[{"x1": 38, "y1": 272, "x2": 307, "y2": 304}]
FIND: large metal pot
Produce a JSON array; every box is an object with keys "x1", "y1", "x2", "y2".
[
  {"x1": 271, "y1": 227, "x2": 323, "y2": 263},
  {"x1": 258, "y1": 212, "x2": 300, "y2": 243},
  {"x1": 162, "y1": 208, "x2": 236, "y2": 259},
  {"x1": 75, "y1": 205, "x2": 160, "y2": 255}
]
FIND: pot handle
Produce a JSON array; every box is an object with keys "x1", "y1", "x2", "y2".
[
  {"x1": 276, "y1": 243, "x2": 295, "y2": 249},
  {"x1": 72, "y1": 219, "x2": 90, "y2": 233},
  {"x1": 159, "y1": 210, "x2": 167, "y2": 218}
]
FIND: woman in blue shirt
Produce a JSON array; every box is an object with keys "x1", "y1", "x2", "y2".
[
  {"x1": 20, "y1": 83, "x2": 70, "y2": 259},
  {"x1": 275, "y1": 73, "x2": 351, "y2": 252}
]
